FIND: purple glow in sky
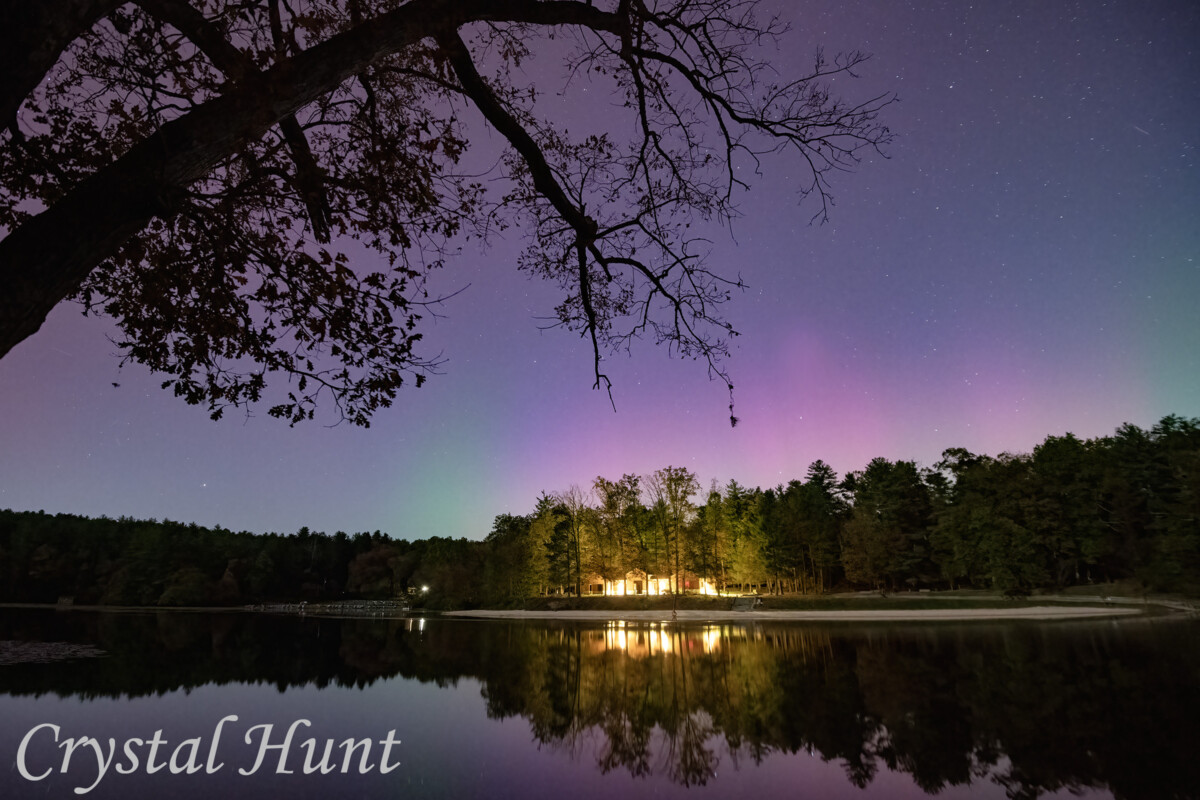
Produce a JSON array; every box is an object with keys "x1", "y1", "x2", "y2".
[{"x1": 1, "y1": 0, "x2": 1198, "y2": 540}]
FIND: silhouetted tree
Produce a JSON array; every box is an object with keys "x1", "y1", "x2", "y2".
[
  {"x1": 0, "y1": 0, "x2": 893, "y2": 425},
  {"x1": 841, "y1": 458, "x2": 933, "y2": 591}
]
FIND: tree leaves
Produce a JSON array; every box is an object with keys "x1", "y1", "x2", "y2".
[{"x1": 0, "y1": 0, "x2": 893, "y2": 425}]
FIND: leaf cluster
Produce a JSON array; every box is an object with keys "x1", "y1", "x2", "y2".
[{"x1": 0, "y1": 0, "x2": 893, "y2": 424}]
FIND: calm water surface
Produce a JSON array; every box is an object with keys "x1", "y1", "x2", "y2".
[{"x1": 0, "y1": 608, "x2": 1197, "y2": 799}]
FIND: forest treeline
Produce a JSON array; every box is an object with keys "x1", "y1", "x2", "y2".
[{"x1": 1, "y1": 415, "x2": 1197, "y2": 607}]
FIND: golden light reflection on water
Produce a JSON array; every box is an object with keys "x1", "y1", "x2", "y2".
[
  {"x1": 591, "y1": 622, "x2": 783, "y2": 658},
  {"x1": 581, "y1": 621, "x2": 840, "y2": 671}
]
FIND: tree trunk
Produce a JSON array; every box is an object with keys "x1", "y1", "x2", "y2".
[
  {"x1": 0, "y1": 0, "x2": 618, "y2": 358},
  {"x1": 0, "y1": 0, "x2": 124, "y2": 130}
]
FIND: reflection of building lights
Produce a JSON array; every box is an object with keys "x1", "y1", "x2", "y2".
[
  {"x1": 418, "y1": 618, "x2": 425, "y2": 631},
  {"x1": 600, "y1": 622, "x2": 733, "y2": 657},
  {"x1": 605, "y1": 621, "x2": 630, "y2": 651}
]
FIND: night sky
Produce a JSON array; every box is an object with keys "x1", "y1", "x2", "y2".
[{"x1": 1, "y1": 0, "x2": 1197, "y2": 541}]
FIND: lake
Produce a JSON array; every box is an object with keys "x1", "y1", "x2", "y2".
[{"x1": 1, "y1": 608, "x2": 1197, "y2": 799}]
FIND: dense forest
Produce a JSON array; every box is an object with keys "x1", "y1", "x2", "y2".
[{"x1": 1, "y1": 415, "x2": 1197, "y2": 607}]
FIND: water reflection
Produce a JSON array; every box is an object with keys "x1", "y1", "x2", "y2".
[{"x1": 1, "y1": 609, "x2": 1197, "y2": 799}]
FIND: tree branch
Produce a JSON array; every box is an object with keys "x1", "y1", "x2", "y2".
[
  {"x1": 0, "y1": 0, "x2": 123, "y2": 130},
  {"x1": 0, "y1": 0, "x2": 618, "y2": 357},
  {"x1": 136, "y1": 0, "x2": 332, "y2": 240}
]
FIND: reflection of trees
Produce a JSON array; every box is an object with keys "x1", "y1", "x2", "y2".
[
  {"x1": 481, "y1": 621, "x2": 1200, "y2": 798},
  {"x1": 669, "y1": 638, "x2": 715, "y2": 786},
  {"x1": 2, "y1": 611, "x2": 1198, "y2": 799},
  {"x1": 855, "y1": 632, "x2": 976, "y2": 791},
  {"x1": 0, "y1": 611, "x2": 480, "y2": 697},
  {"x1": 482, "y1": 623, "x2": 887, "y2": 787}
]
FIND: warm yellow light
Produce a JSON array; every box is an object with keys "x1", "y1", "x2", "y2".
[
  {"x1": 597, "y1": 573, "x2": 726, "y2": 597},
  {"x1": 605, "y1": 621, "x2": 629, "y2": 651}
]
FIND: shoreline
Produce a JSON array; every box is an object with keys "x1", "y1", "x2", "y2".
[
  {"x1": 4, "y1": 597, "x2": 1194, "y2": 623},
  {"x1": 444, "y1": 605, "x2": 1147, "y2": 622}
]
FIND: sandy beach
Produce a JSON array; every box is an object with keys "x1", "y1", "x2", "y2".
[{"x1": 444, "y1": 605, "x2": 1146, "y2": 622}]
